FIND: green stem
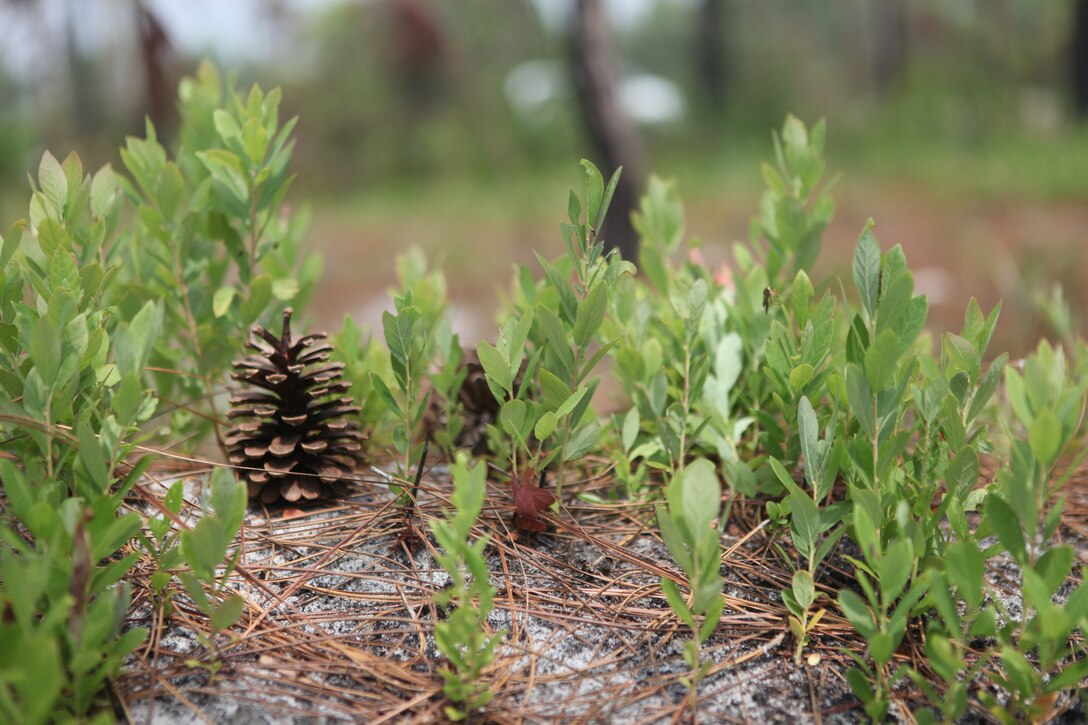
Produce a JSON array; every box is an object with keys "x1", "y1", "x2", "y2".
[{"x1": 677, "y1": 339, "x2": 694, "y2": 475}]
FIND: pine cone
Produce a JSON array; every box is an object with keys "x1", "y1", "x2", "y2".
[{"x1": 225, "y1": 308, "x2": 364, "y2": 504}]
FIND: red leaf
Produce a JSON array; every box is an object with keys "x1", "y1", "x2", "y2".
[
  {"x1": 512, "y1": 512, "x2": 548, "y2": 533},
  {"x1": 511, "y1": 469, "x2": 555, "y2": 530}
]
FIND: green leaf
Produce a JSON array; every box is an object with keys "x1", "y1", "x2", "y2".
[
  {"x1": 165, "y1": 480, "x2": 184, "y2": 514},
  {"x1": 77, "y1": 421, "x2": 108, "y2": 494},
  {"x1": 369, "y1": 373, "x2": 401, "y2": 417},
  {"x1": 213, "y1": 286, "x2": 236, "y2": 318},
  {"x1": 967, "y1": 353, "x2": 1008, "y2": 424},
  {"x1": 1028, "y1": 409, "x2": 1062, "y2": 466},
  {"x1": 648, "y1": 372, "x2": 667, "y2": 416},
  {"x1": 699, "y1": 593, "x2": 724, "y2": 642},
  {"x1": 877, "y1": 538, "x2": 913, "y2": 607},
  {"x1": 90, "y1": 164, "x2": 118, "y2": 219},
  {"x1": 853, "y1": 224, "x2": 881, "y2": 323},
  {"x1": 242, "y1": 116, "x2": 270, "y2": 164},
  {"x1": 476, "y1": 341, "x2": 512, "y2": 397},
  {"x1": 597, "y1": 166, "x2": 622, "y2": 232},
  {"x1": 944, "y1": 539, "x2": 987, "y2": 605},
  {"x1": 197, "y1": 148, "x2": 249, "y2": 203},
  {"x1": 0, "y1": 220, "x2": 25, "y2": 268},
  {"x1": 581, "y1": 159, "x2": 604, "y2": 230},
  {"x1": 945, "y1": 447, "x2": 979, "y2": 500},
  {"x1": 791, "y1": 269, "x2": 815, "y2": 327},
  {"x1": 213, "y1": 109, "x2": 242, "y2": 143},
  {"x1": 797, "y1": 396, "x2": 820, "y2": 490},
  {"x1": 210, "y1": 467, "x2": 246, "y2": 536},
  {"x1": 536, "y1": 305, "x2": 574, "y2": 381},
  {"x1": 181, "y1": 517, "x2": 230, "y2": 583},
  {"x1": 869, "y1": 631, "x2": 894, "y2": 668},
  {"x1": 29, "y1": 318, "x2": 61, "y2": 385},
  {"x1": 789, "y1": 363, "x2": 815, "y2": 392},
  {"x1": 985, "y1": 493, "x2": 1027, "y2": 564},
  {"x1": 240, "y1": 275, "x2": 273, "y2": 326},
  {"x1": 500, "y1": 400, "x2": 528, "y2": 444},
  {"x1": 864, "y1": 330, "x2": 900, "y2": 390},
  {"x1": 272, "y1": 278, "x2": 299, "y2": 301},
  {"x1": 563, "y1": 420, "x2": 601, "y2": 461},
  {"x1": 792, "y1": 569, "x2": 816, "y2": 611},
  {"x1": 506, "y1": 310, "x2": 534, "y2": 367},
  {"x1": 536, "y1": 253, "x2": 577, "y2": 324},
  {"x1": 572, "y1": 282, "x2": 608, "y2": 348},
  {"x1": 555, "y1": 387, "x2": 588, "y2": 420},
  {"x1": 39, "y1": 150, "x2": 68, "y2": 217},
  {"x1": 1034, "y1": 546, "x2": 1073, "y2": 597},
  {"x1": 538, "y1": 368, "x2": 573, "y2": 411},
  {"x1": 566, "y1": 188, "x2": 582, "y2": 226},
  {"x1": 534, "y1": 411, "x2": 558, "y2": 440},
  {"x1": 944, "y1": 333, "x2": 981, "y2": 381},
  {"x1": 211, "y1": 594, "x2": 246, "y2": 631},
  {"x1": 846, "y1": 364, "x2": 874, "y2": 438},
  {"x1": 661, "y1": 577, "x2": 695, "y2": 630},
  {"x1": 838, "y1": 589, "x2": 875, "y2": 639},
  {"x1": 676, "y1": 458, "x2": 721, "y2": 538},
  {"x1": 846, "y1": 666, "x2": 874, "y2": 704},
  {"x1": 383, "y1": 307, "x2": 420, "y2": 370},
  {"x1": 621, "y1": 408, "x2": 640, "y2": 453},
  {"x1": 685, "y1": 278, "x2": 708, "y2": 322},
  {"x1": 789, "y1": 489, "x2": 820, "y2": 559}
]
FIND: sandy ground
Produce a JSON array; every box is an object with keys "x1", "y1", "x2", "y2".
[{"x1": 116, "y1": 463, "x2": 1088, "y2": 724}]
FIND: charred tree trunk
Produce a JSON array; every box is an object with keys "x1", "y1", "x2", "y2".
[
  {"x1": 1074, "y1": 0, "x2": 1088, "y2": 118},
  {"x1": 570, "y1": 0, "x2": 645, "y2": 263},
  {"x1": 695, "y1": 0, "x2": 728, "y2": 111}
]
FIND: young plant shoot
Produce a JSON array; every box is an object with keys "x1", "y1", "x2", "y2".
[
  {"x1": 430, "y1": 454, "x2": 505, "y2": 720},
  {"x1": 656, "y1": 458, "x2": 726, "y2": 716}
]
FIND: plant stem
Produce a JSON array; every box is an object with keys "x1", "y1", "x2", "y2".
[{"x1": 171, "y1": 245, "x2": 225, "y2": 453}]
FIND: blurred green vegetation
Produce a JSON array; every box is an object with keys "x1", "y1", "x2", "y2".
[{"x1": 1, "y1": 0, "x2": 1086, "y2": 203}]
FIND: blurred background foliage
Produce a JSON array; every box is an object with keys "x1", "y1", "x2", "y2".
[{"x1": 1, "y1": 0, "x2": 1087, "y2": 354}]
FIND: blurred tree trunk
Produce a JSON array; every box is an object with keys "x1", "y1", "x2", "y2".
[
  {"x1": 570, "y1": 0, "x2": 644, "y2": 263},
  {"x1": 695, "y1": 0, "x2": 728, "y2": 111},
  {"x1": 135, "y1": 0, "x2": 175, "y2": 131},
  {"x1": 1074, "y1": 0, "x2": 1088, "y2": 117},
  {"x1": 65, "y1": 0, "x2": 98, "y2": 133},
  {"x1": 386, "y1": 0, "x2": 517, "y2": 174},
  {"x1": 870, "y1": 0, "x2": 908, "y2": 94}
]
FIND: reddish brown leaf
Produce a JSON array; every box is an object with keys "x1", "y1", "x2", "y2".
[{"x1": 511, "y1": 469, "x2": 555, "y2": 531}]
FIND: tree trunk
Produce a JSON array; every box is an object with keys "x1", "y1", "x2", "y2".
[
  {"x1": 695, "y1": 0, "x2": 728, "y2": 111},
  {"x1": 135, "y1": 0, "x2": 175, "y2": 131},
  {"x1": 570, "y1": 0, "x2": 645, "y2": 263},
  {"x1": 870, "y1": 0, "x2": 908, "y2": 94},
  {"x1": 65, "y1": 0, "x2": 99, "y2": 133},
  {"x1": 1074, "y1": 0, "x2": 1088, "y2": 118}
]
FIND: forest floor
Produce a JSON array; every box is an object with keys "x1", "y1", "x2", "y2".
[{"x1": 114, "y1": 455, "x2": 1088, "y2": 724}]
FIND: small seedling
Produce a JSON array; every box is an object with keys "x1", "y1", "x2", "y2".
[
  {"x1": 430, "y1": 453, "x2": 505, "y2": 720},
  {"x1": 372, "y1": 293, "x2": 432, "y2": 506},
  {"x1": 768, "y1": 396, "x2": 844, "y2": 664},
  {"x1": 178, "y1": 468, "x2": 249, "y2": 680},
  {"x1": 656, "y1": 458, "x2": 726, "y2": 716}
]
